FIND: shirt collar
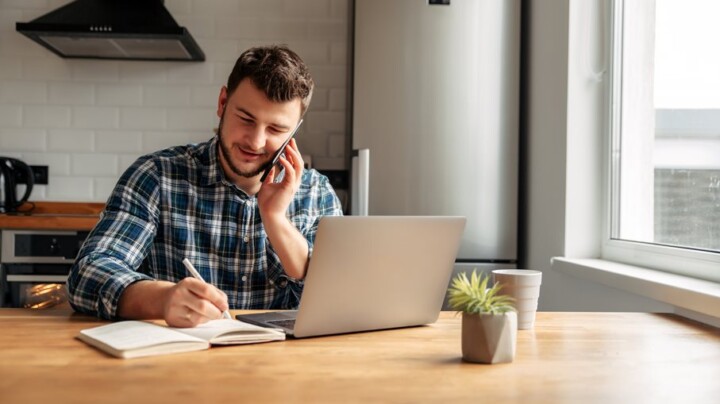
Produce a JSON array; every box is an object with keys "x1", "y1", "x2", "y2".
[{"x1": 195, "y1": 135, "x2": 225, "y2": 186}]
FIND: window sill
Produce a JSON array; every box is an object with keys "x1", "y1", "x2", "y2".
[{"x1": 552, "y1": 257, "x2": 720, "y2": 327}]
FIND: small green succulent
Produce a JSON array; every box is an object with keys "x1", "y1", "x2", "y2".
[{"x1": 448, "y1": 270, "x2": 515, "y2": 315}]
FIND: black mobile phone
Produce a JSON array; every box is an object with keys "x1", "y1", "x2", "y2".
[{"x1": 260, "y1": 119, "x2": 304, "y2": 183}]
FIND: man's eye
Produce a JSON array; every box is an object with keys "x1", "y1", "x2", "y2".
[{"x1": 240, "y1": 117, "x2": 254, "y2": 125}]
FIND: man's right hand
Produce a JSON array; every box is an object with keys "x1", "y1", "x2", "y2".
[
  {"x1": 163, "y1": 278, "x2": 230, "y2": 327},
  {"x1": 117, "y1": 279, "x2": 230, "y2": 328}
]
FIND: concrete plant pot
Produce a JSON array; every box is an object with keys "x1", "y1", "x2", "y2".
[{"x1": 461, "y1": 311, "x2": 517, "y2": 364}]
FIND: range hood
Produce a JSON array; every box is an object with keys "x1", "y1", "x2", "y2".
[{"x1": 16, "y1": 0, "x2": 205, "y2": 61}]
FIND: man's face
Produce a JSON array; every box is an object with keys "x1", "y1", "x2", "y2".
[{"x1": 216, "y1": 78, "x2": 302, "y2": 179}]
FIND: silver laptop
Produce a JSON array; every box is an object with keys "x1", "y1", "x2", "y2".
[{"x1": 236, "y1": 216, "x2": 466, "y2": 338}]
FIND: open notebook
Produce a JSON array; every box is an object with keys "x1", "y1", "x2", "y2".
[{"x1": 77, "y1": 319, "x2": 285, "y2": 359}]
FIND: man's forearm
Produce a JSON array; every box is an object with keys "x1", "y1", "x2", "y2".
[
  {"x1": 263, "y1": 214, "x2": 310, "y2": 280},
  {"x1": 117, "y1": 280, "x2": 174, "y2": 319}
]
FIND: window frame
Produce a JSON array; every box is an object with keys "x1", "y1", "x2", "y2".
[{"x1": 601, "y1": 0, "x2": 720, "y2": 283}]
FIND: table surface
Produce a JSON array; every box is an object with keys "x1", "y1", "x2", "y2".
[
  {"x1": 0, "y1": 202, "x2": 103, "y2": 230},
  {"x1": 1, "y1": 309, "x2": 719, "y2": 403}
]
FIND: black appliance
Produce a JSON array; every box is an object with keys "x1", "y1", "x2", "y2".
[
  {"x1": 0, "y1": 157, "x2": 34, "y2": 213},
  {"x1": 15, "y1": 0, "x2": 205, "y2": 61},
  {"x1": 0, "y1": 230, "x2": 88, "y2": 308}
]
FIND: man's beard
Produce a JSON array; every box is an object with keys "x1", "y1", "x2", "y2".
[{"x1": 217, "y1": 111, "x2": 273, "y2": 178}]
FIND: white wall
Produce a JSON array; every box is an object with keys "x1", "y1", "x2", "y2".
[
  {"x1": 0, "y1": 0, "x2": 350, "y2": 202},
  {"x1": 525, "y1": 0, "x2": 672, "y2": 312}
]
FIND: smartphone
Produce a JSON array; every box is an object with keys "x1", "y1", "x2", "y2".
[{"x1": 259, "y1": 119, "x2": 304, "y2": 183}]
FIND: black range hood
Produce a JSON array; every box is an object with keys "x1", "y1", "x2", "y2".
[{"x1": 16, "y1": 0, "x2": 205, "y2": 62}]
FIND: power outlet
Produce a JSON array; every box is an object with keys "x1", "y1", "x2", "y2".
[{"x1": 30, "y1": 165, "x2": 49, "y2": 185}]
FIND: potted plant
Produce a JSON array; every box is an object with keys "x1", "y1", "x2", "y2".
[{"x1": 448, "y1": 270, "x2": 517, "y2": 364}]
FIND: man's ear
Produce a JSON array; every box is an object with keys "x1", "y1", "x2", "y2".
[{"x1": 217, "y1": 86, "x2": 228, "y2": 118}]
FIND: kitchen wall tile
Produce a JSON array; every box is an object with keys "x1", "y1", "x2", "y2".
[
  {"x1": 0, "y1": 59, "x2": 22, "y2": 80},
  {"x1": 23, "y1": 105, "x2": 71, "y2": 128},
  {"x1": 313, "y1": 156, "x2": 345, "y2": 170},
  {"x1": 305, "y1": 111, "x2": 345, "y2": 132},
  {"x1": 190, "y1": 0, "x2": 238, "y2": 16},
  {"x1": 96, "y1": 84, "x2": 143, "y2": 106},
  {"x1": 142, "y1": 131, "x2": 194, "y2": 153},
  {"x1": 200, "y1": 39, "x2": 243, "y2": 62},
  {"x1": 234, "y1": 0, "x2": 284, "y2": 16},
  {"x1": 173, "y1": 15, "x2": 215, "y2": 39},
  {"x1": 0, "y1": 128, "x2": 46, "y2": 151},
  {"x1": 0, "y1": 105, "x2": 22, "y2": 127},
  {"x1": 167, "y1": 108, "x2": 216, "y2": 131},
  {"x1": 308, "y1": 21, "x2": 346, "y2": 40},
  {"x1": 0, "y1": 81, "x2": 47, "y2": 104},
  {"x1": 144, "y1": 86, "x2": 191, "y2": 107},
  {"x1": 286, "y1": 40, "x2": 330, "y2": 64},
  {"x1": 96, "y1": 131, "x2": 143, "y2": 153},
  {"x1": 330, "y1": 0, "x2": 350, "y2": 19},
  {"x1": 48, "y1": 129, "x2": 94, "y2": 152},
  {"x1": 284, "y1": 0, "x2": 330, "y2": 18},
  {"x1": 328, "y1": 88, "x2": 346, "y2": 111},
  {"x1": 23, "y1": 57, "x2": 73, "y2": 81},
  {"x1": 49, "y1": 82, "x2": 94, "y2": 105},
  {"x1": 297, "y1": 130, "x2": 328, "y2": 158},
  {"x1": 165, "y1": 0, "x2": 192, "y2": 15},
  {"x1": 0, "y1": 10, "x2": 22, "y2": 32},
  {"x1": 71, "y1": 60, "x2": 120, "y2": 82},
  {"x1": 259, "y1": 19, "x2": 308, "y2": 40},
  {"x1": 0, "y1": 36, "x2": 49, "y2": 58},
  {"x1": 214, "y1": 17, "x2": 263, "y2": 40},
  {"x1": 328, "y1": 132, "x2": 345, "y2": 157},
  {"x1": 119, "y1": 62, "x2": 168, "y2": 83},
  {"x1": 46, "y1": 176, "x2": 93, "y2": 201},
  {"x1": 72, "y1": 153, "x2": 118, "y2": 176},
  {"x1": 167, "y1": 63, "x2": 214, "y2": 84},
  {"x1": 94, "y1": 177, "x2": 118, "y2": 201},
  {"x1": 330, "y1": 41, "x2": 347, "y2": 64},
  {"x1": 119, "y1": 154, "x2": 142, "y2": 173},
  {"x1": 192, "y1": 85, "x2": 221, "y2": 107},
  {"x1": 22, "y1": 152, "x2": 71, "y2": 176},
  {"x1": 309, "y1": 88, "x2": 329, "y2": 111},
  {"x1": 308, "y1": 65, "x2": 346, "y2": 88},
  {"x1": 2, "y1": 0, "x2": 48, "y2": 9},
  {"x1": 120, "y1": 107, "x2": 166, "y2": 130},
  {"x1": 73, "y1": 106, "x2": 119, "y2": 129}
]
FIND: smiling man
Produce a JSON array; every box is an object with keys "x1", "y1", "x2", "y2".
[{"x1": 67, "y1": 45, "x2": 343, "y2": 327}]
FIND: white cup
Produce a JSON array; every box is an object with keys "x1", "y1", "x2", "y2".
[{"x1": 492, "y1": 269, "x2": 542, "y2": 330}]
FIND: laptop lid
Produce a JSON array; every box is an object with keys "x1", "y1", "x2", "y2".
[{"x1": 286, "y1": 215, "x2": 465, "y2": 338}]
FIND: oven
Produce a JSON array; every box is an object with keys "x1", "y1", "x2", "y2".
[{"x1": 0, "y1": 230, "x2": 88, "y2": 308}]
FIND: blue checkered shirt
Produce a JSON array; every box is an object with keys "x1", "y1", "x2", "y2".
[{"x1": 67, "y1": 136, "x2": 343, "y2": 319}]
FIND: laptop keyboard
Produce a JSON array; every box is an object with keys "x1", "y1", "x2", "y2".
[{"x1": 267, "y1": 319, "x2": 296, "y2": 330}]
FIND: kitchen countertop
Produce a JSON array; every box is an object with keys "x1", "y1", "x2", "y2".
[{"x1": 0, "y1": 202, "x2": 104, "y2": 231}]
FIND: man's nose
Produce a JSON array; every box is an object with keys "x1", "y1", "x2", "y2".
[{"x1": 246, "y1": 126, "x2": 267, "y2": 151}]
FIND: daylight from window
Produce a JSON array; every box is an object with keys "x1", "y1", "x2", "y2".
[{"x1": 617, "y1": 0, "x2": 720, "y2": 253}]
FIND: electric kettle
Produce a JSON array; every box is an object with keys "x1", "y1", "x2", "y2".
[{"x1": 0, "y1": 157, "x2": 34, "y2": 213}]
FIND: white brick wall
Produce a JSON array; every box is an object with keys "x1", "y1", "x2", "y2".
[{"x1": 0, "y1": 0, "x2": 351, "y2": 202}]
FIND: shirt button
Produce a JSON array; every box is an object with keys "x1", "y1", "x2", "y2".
[
  {"x1": 278, "y1": 278, "x2": 288, "y2": 288},
  {"x1": 269, "y1": 279, "x2": 274, "y2": 285},
  {"x1": 243, "y1": 235, "x2": 249, "y2": 243},
  {"x1": 241, "y1": 275, "x2": 247, "y2": 282}
]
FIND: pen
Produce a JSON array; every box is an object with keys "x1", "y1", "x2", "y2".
[{"x1": 182, "y1": 258, "x2": 232, "y2": 320}]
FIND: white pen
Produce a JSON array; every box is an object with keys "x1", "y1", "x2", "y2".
[{"x1": 182, "y1": 258, "x2": 232, "y2": 320}]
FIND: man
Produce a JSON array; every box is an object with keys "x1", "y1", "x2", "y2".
[{"x1": 67, "y1": 45, "x2": 344, "y2": 327}]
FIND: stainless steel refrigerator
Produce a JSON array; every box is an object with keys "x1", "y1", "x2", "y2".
[{"x1": 351, "y1": 0, "x2": 521, "y2": 285}]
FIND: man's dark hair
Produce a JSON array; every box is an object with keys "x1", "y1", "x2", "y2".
[{"x1": 226, "y1": 45, "x2": 314, "y2": 115}]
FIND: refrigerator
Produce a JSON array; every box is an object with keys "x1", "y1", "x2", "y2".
[{"x1": 351, "y1": 0, "x2": 520, "y2": 290}]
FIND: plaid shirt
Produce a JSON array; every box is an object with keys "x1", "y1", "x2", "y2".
[{"x1": 67, "y1": 135, "x2": 343, "y2": 320}]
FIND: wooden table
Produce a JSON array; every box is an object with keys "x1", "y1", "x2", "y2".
[{"x1": 1, "y1": 309, "x2": 719, "y2": 403}]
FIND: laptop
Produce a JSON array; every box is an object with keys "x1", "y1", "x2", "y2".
[{"x1": 236, "y1": 216, "x2": 466, "y2": 338}]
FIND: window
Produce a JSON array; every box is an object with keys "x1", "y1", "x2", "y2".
[{"x1": 604, "y1": 0, "x2": 720, "y2": 281}]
